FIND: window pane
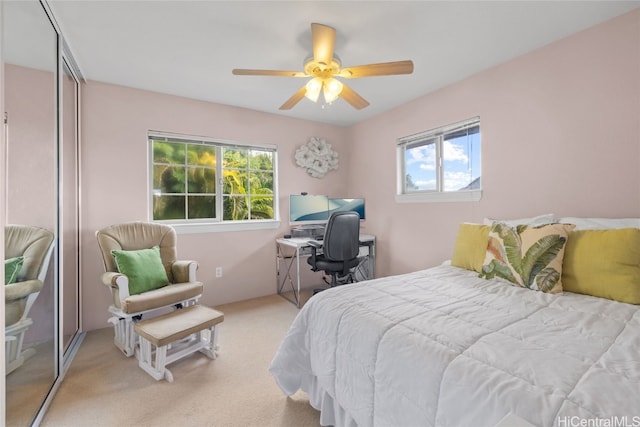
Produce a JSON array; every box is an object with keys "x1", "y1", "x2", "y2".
[
  {"x1": 250, "y1": 195, "x2": 274, "y2": 220},
  {"x1": 223, "y1": 196, "x2": 248, "y2": 220},
  {"x1": 249, "y1": 171, "x2": 273, "y2": 193},
  {"x1": 443, "y1": 125, "x2": 481, "y2": 191},
  {"x1": 187, "y1": 166, "x2": 216, "y2": 193},
  {"x1": 249, "y1": 150, "x2": 273, "y2": 171},
  {"x1": 187, "y1": 144, "x2": 216, "y2": 167},
  {"x1": 188, "y1": 195, "x2": 216, "y2": 219},
  {"x1": 223, "y1": 169, "x2": 248, "y2": 195},
  {"x1": 153, "y1": 165, "x2": 185, "y2": 194},
  {"x1": 153, "y1": 141, "x2": 185, "y2": 164},
  {"x1": 153, "y1": 195, "x2": 185, "y2": 220},
  {"x1": 223, "y1": 148, "x2": 248, "y2": 169},
  {"x1": 405, "y1": 139, "x2": 437, "y2": 192}
]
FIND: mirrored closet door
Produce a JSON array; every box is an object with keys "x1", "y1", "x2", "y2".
[
  {"x1": 4, "y1": 0, "x2": 59, "y2": 425},
  {"x1": 3, "y1": 0, "x2": 83, "y2": 425}
]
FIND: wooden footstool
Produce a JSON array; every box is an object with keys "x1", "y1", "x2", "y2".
[{"x1": 134, "y1": 305, "x2": 224, "y2": 382}]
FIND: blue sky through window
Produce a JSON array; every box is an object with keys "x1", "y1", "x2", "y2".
[{"x1": 405, "y1": 128, "x2": 480, "y2": 192}]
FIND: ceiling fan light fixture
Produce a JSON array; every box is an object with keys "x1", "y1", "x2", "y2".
[
  {"x1": 305, "y1": 77, "x2": 322, "y2": 102},
  {"x1": 323, "y1": 78, "x2": 343, "y2": 104},
  {"x1": 235, "y1": 23, "x2": 413, "y2": 111}
]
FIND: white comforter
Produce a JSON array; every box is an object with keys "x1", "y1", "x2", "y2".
[{"x1": 269, "y1": 264, "x2": 640, "y2": 427}]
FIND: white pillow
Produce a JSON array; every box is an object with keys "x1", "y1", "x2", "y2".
[
  {"x1": 558, "y1": 217, "x2": 640, "y2": 230},
  {"x1": 483, "y1": 213, "x2": 556, "y2": 227}
]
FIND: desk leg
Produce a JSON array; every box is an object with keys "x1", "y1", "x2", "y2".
[
  {"x1": 276, "y1": 244, "x2": 301, "y2": 307},
  {"x1": 368, "y1": 241, "x2": 375, "y2": 279},
  {"x1": 353, "y1": 241, "x2": 375, "y2": 282},
  {"x1": 295, "y1": 247, "x2": 301, "y2": 306}
]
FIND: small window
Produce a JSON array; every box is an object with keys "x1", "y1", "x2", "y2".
[
  {"x1": 149, "y1": 132, "x2": 278, "y2": 229},
  {"x1": 397, "y1": 117, "x2": 481, "y2": 203}
]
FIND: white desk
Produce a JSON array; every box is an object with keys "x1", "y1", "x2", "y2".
[{"x1": 276, "y1": 234, "x2": 375, "y2": 307}]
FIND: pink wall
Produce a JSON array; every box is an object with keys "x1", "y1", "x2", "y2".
[
  {"x1": 347, "y1": 9, "x2": 640, "y2": 277},
  {"x1": 80, "y1": 83, "x2": 348, "y2": 331},
  {"x1": 80, "y1": 9, "x2": 640, "y2": 332}
]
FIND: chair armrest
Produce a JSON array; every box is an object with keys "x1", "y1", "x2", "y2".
[
  {"x1": 5, "y1": 279, "x2": 43, "y2": 302},
  {"x1": 308, "y1": 240, "x2": 323, "y2": 248},
  {"x1": 307, "y1": 243, "x2": 320, "y2": 271},
  {"x1": 101, "y1": 272, "x2": 130, "y2": 300},
  {"x1": 172, "y1": 260, "x2": 199, "y2": 283}
]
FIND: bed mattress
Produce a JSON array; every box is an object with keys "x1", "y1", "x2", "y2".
[{"x1": 269, "y1": 264, "x2": 640, "y2": 427}]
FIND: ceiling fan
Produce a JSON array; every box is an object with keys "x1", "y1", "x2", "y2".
[{"x1": 232, "y1": 23, "x2": 414, "y2": 110}]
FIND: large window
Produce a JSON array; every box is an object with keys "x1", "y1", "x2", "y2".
[
  {"x1": 149, "y1": 132, "x2": 277, "y2": 229},
  {"x1": 397, "y1": 117, "x2": 481, "y2": 202}
]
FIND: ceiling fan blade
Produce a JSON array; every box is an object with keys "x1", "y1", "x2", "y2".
[
  {"x1": 233, "y1": 69, "x2": 306, "y2": 77},
  {"x1": 279, "y1": 85, "x2": 308, "y2": 110},
  {"x1": 340, "y1": 84, "x2": 369, "y2": 110},
  {"x1": 338, "y1": 60, "x2": 414, "y2": 78},
  {"x1": 311, "y1": 23, "x2": 336, "y2": 66}
]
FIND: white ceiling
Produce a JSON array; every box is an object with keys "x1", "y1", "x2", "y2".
[{"x1": 46, "y1": 0, "x2": 640, "y2": 127}]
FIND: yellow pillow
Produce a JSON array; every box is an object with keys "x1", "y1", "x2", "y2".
[
  {"x1": 451, "y1": 223, "x2": 489, "y2": 273},
  {"x1": 562, "y1": 228, "x2": 640, "y2": 304}
]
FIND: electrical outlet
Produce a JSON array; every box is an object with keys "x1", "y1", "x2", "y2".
[{"x1": 215, "y1": 267, "x2": 222, "y2": 278}]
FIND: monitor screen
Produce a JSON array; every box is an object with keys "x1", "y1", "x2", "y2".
[
  {"x1": 328, "y1": 198, "x2": 365, "y2": 221},
  {"x1": 289, "y1": 195, "x2": 330, "y2": 224}
]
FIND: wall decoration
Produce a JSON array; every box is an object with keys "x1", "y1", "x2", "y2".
[{"x1": 294, "y1": 137, "x2": 339, "y2": 178}]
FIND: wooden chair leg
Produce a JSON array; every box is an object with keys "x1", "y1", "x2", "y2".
[
  {"x1": 109, "y1": 316, "x2": 136, "y2": 357},
  {"x1": 198, "y1": 325, "x2": 220, "y2": 359},
  {"x1": 136, "y1": 336, "x2": 172, "y2": 382}
]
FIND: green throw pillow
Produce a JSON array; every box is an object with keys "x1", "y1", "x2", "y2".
[
  {"x1": 5, "y1": 256, "x2": 24, "y2": 285},
  {"x1": 479, "y1": 222, "x2": 575, "y2": 294},
  {"x1": 111, "y1": 246, "x2": 169, "y2": 296}
]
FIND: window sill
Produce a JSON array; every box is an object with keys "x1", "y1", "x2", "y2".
[
  {"x1": 165, "y1": 220, "x2": 281, "y2": 234},
  {"x1": 396, "y1": 190, "x2": 482, "y2": 203}
]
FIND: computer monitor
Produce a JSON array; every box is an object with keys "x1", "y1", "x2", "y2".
[
  {"x1": 289, "y1": 195, "x2": 330, "y2": 225},
  {"x1": 328, "y1": 198, "x2": 365, "y2": 221}
]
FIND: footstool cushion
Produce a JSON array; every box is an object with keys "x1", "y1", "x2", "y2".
[{"x1": 135, "y1": 305, "x2": 224, "y2": 347}]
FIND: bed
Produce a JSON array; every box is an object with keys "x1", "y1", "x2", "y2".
[{"x1": 269, "y1": 216, "x2": 640, "y2": 427}]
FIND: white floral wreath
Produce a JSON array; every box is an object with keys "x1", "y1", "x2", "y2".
[{"x1": 294, "y1": 137, "x2": 339, "y2": 178}]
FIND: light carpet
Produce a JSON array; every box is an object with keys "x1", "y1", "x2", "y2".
[{"x1": 40, "y1": 294, "x2": 321, "y2": 427}]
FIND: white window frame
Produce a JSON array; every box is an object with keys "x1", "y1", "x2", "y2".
[
  {"x1": 396, "y1": 117, "x2": 481, "y2": 203},
  {"x1": 148, "y1": 131, "x2": 280, "y2": 233}
]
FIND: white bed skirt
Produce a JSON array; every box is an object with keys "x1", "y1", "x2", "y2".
[{"x1": 275, "y1": 370, "x2": 358, "y2": 427}]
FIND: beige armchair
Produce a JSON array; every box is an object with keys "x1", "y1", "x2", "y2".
[
  {"x1": 5, "y1": 224, "x2": 55, "y2": 375},
  {"x1": 96, "y1": 222, "x2": 203, "y2": 356}
]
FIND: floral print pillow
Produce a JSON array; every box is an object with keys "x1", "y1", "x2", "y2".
[{"x1": 479, "y1": 222, "x2": 575, "y2": 293}]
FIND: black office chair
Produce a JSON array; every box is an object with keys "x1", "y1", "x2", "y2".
[{"x1": 307, "y1": 211, "x2": 361, "y2": 287}]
